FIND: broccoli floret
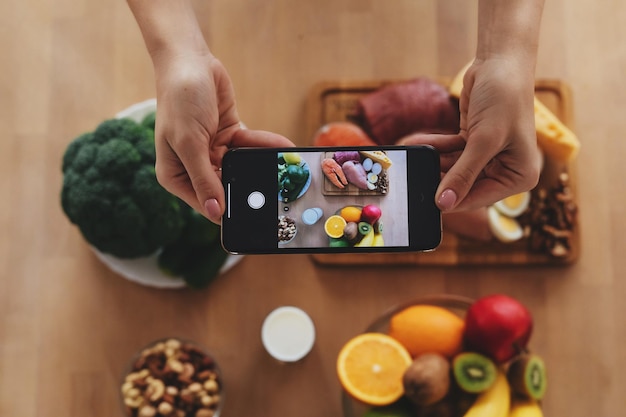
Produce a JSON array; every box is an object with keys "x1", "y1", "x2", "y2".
[
  {"x1": 141, "y1": 111, "x2": 156, "y2": 132},
  {"x1": 61, "y1": 117, "x2": 185, "y2": 259}
]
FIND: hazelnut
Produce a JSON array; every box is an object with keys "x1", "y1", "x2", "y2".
[
  {"x1": 138, "y1": 405, "x2": 156, "y2": 417},
  {"x1": 157, "y1": 402, "x2": 174, "y2": 415},
  {"x1": 203, "y1": 379, "x2": 218, "y2": 393},
  {"x1": 188, "y1": 382, "x2": 203, "y2": 394},
  {"x1": 200, "y1": 395, "x2": 213, "y2": 407},
  {"x1": 195, "y1": 409, "x2": 214, "y2": 417}
]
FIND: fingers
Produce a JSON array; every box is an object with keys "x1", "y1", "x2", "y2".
[
  {"x1": 398, "y1": 133, "x2": 466, "y2": 153},
  {"x1": 393, "y1": 132, "x2": 520, "y2": 211},
  {"x1": 157, "y1": 127, "x2": 296, "y2": 225},
  {"x1": 230, "y1": 128, "x2": 295, "y2": 149},
  {"x1": 435, "y1": 137, "x2": 495, "y2": 211},
  {"x1": 156, "y1": 133, "x2": 225, "y2": 224}
]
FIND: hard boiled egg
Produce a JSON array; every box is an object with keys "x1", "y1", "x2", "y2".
[
  {"x1": 493, "y1": 191, "x2": 531, "y2": 218},
  {"x1": 488, "y1": 206, "x2": 524, "y2": 243}
]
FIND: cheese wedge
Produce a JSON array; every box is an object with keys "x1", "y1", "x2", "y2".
[
  {"x1": 534, "y1": 96, "x2": 580, "y2": 162},
  {"x1": 448, "y1": 61, "x2": 472, "y2": 98},
  {"x1": 359, "y1": 150, "x2": 392, "y2": 170},
  {"x1": 449, "y1": 62, "x2": 580, "y2": 162}
]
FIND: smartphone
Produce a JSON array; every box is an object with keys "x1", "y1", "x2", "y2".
[{"x1": 221, "y1": 146, "x2": 441, "y2": 254}]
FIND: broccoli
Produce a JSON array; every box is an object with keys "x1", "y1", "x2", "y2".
[
  {"x1": 61, "y1": 118, "x2": 185, "y2": 258},
  {"x1": 158, "y1": 208, "x2": 228, "y2": 289},
  {"x1": 141, "y1": 111, "x2": 156, "y2": 132}
]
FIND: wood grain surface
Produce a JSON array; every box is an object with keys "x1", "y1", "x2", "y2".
[{"x1": 1, "y1": 1, "x2": 625, "y2": 417}]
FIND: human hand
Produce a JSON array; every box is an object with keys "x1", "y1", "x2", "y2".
[
  {"x1": 152, "y1": 53, "x2": 294, "y2": 223},
  {"x1": 400, "y1": 58, "x2": 542, "y2": 212}
]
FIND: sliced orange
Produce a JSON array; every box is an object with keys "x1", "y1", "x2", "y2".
[
  {"x1": 324, "y1": 215, "x2": 347, "y2": 238},
  {"x1": 337, "y1": 333, "x2": 412, "y2": 406},
  {"x1": 340, "y1": 206, "x2": 362, "y2": 223}
]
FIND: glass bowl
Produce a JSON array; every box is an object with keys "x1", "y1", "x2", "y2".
[
  {"x1": 278, "y1": 215, "x2": 298, "y2": 245},
  {"x1": 120, "y1": 337, "x2": 224, "y2": 417},
  {"x1": 341, "y1": 294, "x2": 474, "y2": 417}
]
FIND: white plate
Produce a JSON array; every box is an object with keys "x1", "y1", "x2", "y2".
[
  {"x1": 88, "y1": 99, "x2": 244, "y2": 289},
  {"x1": 92, "y1": 248, "x2": 244, "y2": 289}
]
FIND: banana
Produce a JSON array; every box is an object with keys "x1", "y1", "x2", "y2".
[
  {"x1": 509, "y1": 399, "x2": 544, "y2": 417},
  {"x1": 372, "y1": 233, "x2": 385, "y2": 247},
  {"x1": 463, "y1": 370, "x2": 510, "y2": 417}
]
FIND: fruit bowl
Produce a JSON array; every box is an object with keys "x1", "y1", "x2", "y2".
[
  {"x1": 120, "y1": 337, "x2": 224, "y2": 417},
  {"x1": 341, "y1": 295, "x2": 472, "y2": 417},
  {"x1": 340, "y1": 294, "x2": 545, "y2": 417}
]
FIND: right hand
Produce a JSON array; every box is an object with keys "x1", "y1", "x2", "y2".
[
  {"x1": 401, "y1": 58, "x2": 542, "y2": 212},
  {"x1": 152, "y1": 53, "x2": 294, "y2": 223}
]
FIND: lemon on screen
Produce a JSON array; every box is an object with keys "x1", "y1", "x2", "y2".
[{"x1": 282, "y1": 152, "x2": 302, "y2": 165}]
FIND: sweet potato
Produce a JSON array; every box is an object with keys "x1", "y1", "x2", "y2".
[
  {"x1": 312, "y1": 122, "x2": 376, "y2": 147},
  {"x1": 342, "y1": 161, "x2": 369, "y2": 190}
]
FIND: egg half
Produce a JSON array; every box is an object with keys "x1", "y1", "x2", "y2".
[
  {"x1": 488, "y1": 206, "x2": 524, "y2": 243},
  {"x1": 494, "y1": 191, "x2": 531, "y2": 218}
]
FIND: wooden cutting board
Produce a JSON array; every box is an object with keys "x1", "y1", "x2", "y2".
[
  {"x1": 306, "y1": 79, "x2": 580, "y2": 266},
  {"x1": 321, "y1": 151, "x2": 390, "y2": 196}
]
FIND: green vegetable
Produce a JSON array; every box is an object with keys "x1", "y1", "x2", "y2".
[
  {"x1": 329, "y1": 238, "x2": 350, "y2": 248},
  {"x1": 61, "y1": 118, "x2": 185, "y2": 258},
  {"x1": 286, "y1": 164, "x2": 308, "y2": 184},
  {"x1": 278, "y1": 164, "x2": 309, "y2": 202},
  {"x1": 141, "y1": 111, "x2": 156, "y2": 131},
  {"x1": 158, "y1": 207, "x2": 229, "y2": 289}
]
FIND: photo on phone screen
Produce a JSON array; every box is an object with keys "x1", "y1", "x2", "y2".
[{"x1": 222, "y1": 146, "x2": 441, "y2": 254}]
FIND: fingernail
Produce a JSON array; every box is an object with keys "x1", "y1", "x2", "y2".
[
  {"x1": 437, "y1": 189, "x2": 457, "y2": 211},
  {"x1": 204, "y1": 198, "x2": 222, "y2": 224}
]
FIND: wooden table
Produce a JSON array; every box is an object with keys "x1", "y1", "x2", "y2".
[{"x1": 1, "y1": 1, "x2": 625, "y2": 416}]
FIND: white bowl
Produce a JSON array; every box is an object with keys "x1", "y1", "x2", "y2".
[{"x1": 89, "y1": 99, "x2": 244, "y2": 289}]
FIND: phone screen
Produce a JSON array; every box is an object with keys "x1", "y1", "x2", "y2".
[{"x1": 222, "y1": 146, "x2": 441, "y2": 254}]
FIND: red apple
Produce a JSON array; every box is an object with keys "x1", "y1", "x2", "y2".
[
  {"x1": 360, "y1": 204, "x2": 382, "y2": 224},
  {"x1": 463, "y1": 294, "x2": 533, "y2": 363}
]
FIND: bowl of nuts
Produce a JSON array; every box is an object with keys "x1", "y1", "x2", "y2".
[
  {"x1": 278, "y1": 215, "x2": 297, "y2": 245},
  {"x1": 120, "y1": 338, "x2": 223, "y2": 417}
]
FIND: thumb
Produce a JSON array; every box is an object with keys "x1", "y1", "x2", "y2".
[
  {"x1": 435, "y1": 138, "x2": 493, "y2": 211},
  {"x1": 177, "y1": 140, "x2": 225, "y2": 224},
  {"x1": 231, "y1": 128, "x2": 295, "y2": 148}
]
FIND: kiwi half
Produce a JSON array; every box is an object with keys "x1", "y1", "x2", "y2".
[
  {"x1": 452, "y1": 352, "x2": 497, "y2": 393},
  {"x1": 507, "y1": 354, "x2": 547, "y2": 400}
]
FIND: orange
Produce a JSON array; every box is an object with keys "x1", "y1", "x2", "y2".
[
  {"x1": 337, "y1": 333, "x2": 412, "y2": 406},
  {"x1": 312, "y1": 122, "x2": 376, "y2": 147},
  {"x1": 324, "y1": 215, "x2": 347, "y2": 238},
  {"x1": 388, "y1": 305, "x2": 465, "y2": 359},
  {"x1": 340, "y1": 206, "x2": 362, "y2": 223}
]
